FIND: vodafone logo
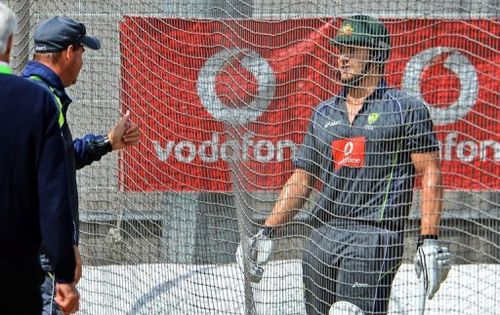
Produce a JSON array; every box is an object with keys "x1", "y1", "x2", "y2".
[
  {"x1": 153, "y1": 49, "x2": 293, "y2": 165},
  {"x1": 332, "y1": 137, "x2": 366, "y2": 170},
  {"x1": 197, "y1": 48, "x2": 276, "y2": 125},
  {"x1": 344, "y1": 141, "x2": 354, "y2": 156},
  {"x1": 402, "y1": 47, "x2": 478, "y2": 125}
]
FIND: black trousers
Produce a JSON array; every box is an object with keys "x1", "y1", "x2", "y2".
[
  {"x1": 302, "y1": 221, "x2": 403, "y2": 315},
  {"x1": 0, "y1": 267, "x2": 44, "y2": 315}
]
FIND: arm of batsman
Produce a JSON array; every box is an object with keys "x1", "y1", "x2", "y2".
[
  {"x1": 236, "y1": 228, "x2": 275, "y2": 283},
  {"x1": 414, "y1": 239, "x2": 451, "y2": 299}
]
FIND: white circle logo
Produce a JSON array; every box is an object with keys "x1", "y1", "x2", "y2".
[
  {"x1": 402, "y1": 47, "x2": 478, "y2": 125},
  {"x1": 197, "y1": 48, "x2": 276, "y2": 125},
  {"x1": 344, "y1": 141, "x2": 354, "y2": 156}
]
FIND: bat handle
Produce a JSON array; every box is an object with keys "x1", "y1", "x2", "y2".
[{"x1": 418, "y1": 276, "x2": 427, "y2": 315}]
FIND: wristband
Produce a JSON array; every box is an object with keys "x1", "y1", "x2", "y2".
[
  {"x1": 90, "y1": 135, "x2": 113, "y2": 155},
  {"x1": 261, "y1": 226, "x2": 275, "y2": 238},
  {"x1": 417, "y1": 234, "x2": 438, "y2": 249}
]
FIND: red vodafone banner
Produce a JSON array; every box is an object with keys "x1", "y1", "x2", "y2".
[{"x1": 119, "y1": 17, "x2": 499, "y2": 191}]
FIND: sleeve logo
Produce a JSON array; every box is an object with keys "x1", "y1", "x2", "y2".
[{"x1": 332, "y1": 137, "x2": 366, "y2": 170}]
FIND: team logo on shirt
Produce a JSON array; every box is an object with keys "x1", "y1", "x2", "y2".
[
  {"x1": 332, "y1": 137, "x2": 366, "y2": 170},
  {"x1": 367, "y1": 113, "x2": 379, "y2": 125},
  {"x1": 324, "y1": 120, "x2": 341, "y2": 128},
  {"x1": 363, "y1": 113, "x2": 380, "y2": 130}
]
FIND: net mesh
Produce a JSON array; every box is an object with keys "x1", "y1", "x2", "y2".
[{"x1": 5, "y1": 0, "x2": 499, "y2": 314}]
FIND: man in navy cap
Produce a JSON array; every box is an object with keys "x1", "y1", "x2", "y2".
[
  {"x1": 0, "y1": 6, "x2": 79, "y2": 315},
  {"x1": 238, "y1": 15, "x2": 451, "y2": 314},
  {"x1": 21, "y1": 16, "x2": 141, "y2": 315},
  {"x1": 32, "y1": 16, "x2": 101, "y2": 53}
]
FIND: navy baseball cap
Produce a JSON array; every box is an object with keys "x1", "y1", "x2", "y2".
[{"x1": 34, "y1": 16, "x2": 101, "y2": 53}]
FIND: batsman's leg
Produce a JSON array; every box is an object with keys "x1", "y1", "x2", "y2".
[{"x1": 302, "y1": 225, "x2": 339, "y2": 315}]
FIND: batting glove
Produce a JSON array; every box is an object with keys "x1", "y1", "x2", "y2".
[
  {"x1": 414, "y1": 238, "x2": 451, "y2": 299},
  {"x1": 236, "y1": 227, "x2": 275, "y2": 283}
]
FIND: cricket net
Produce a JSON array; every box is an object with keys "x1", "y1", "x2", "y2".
[{"x1": 5, "y1": 0, "x2": 499, "y2": 314}]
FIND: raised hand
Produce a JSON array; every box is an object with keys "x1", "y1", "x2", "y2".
[{"x1": 107, "y1": 110, "x2": 140, "y2": 150}]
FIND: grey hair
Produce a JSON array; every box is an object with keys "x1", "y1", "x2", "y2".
[
  {"x1": 0, "y1": 3, "x2": 17, "y2": 54},
  {"x1": 33, "y1": 52, "x2": 62, "y2": 64}
]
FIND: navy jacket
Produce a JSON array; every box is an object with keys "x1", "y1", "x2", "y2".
[
  {"x1": 0, "y1": 65, "x2": 75, "y2": 283},
  {"x1": 22, "y1": 61, "x2": 112, "y2": 245}
]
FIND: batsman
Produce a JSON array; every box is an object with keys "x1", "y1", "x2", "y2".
[{"x1": 238, "y1": 15, "x2": 451, "y2": 314}]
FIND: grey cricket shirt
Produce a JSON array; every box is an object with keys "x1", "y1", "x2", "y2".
[{"x1": 293, "y1": 81, "x2": 439, "y2": 231}]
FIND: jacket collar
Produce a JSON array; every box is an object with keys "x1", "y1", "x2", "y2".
[
  {"x1": 0, "y1": 61, "x2": 12, "y2": 74},
  {"x1": 21, "y1": 61, "x2": 72, "y2": 105}
]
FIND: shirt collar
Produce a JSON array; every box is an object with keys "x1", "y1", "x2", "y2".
[
  {"x1": 21, "y1": 60, "x2": 72, "y2": 104},
  {"x1": 368, "y1": 79, "x2": 388, "y2": 101},
  {"x1": 339, "y1": 79, "x2": 388, "y2": 102}
]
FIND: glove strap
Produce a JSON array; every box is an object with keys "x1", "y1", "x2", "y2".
[{"x1": 417, "y1": 234, "x2": 438, "y2": 249}]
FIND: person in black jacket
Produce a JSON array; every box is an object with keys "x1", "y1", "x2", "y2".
[
  {"x1": 0, "y1": 4, "x2": 79, "y2": 315},
  {"x1": 21, "y1": 15, "x2": 141, "y2": 315}
]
